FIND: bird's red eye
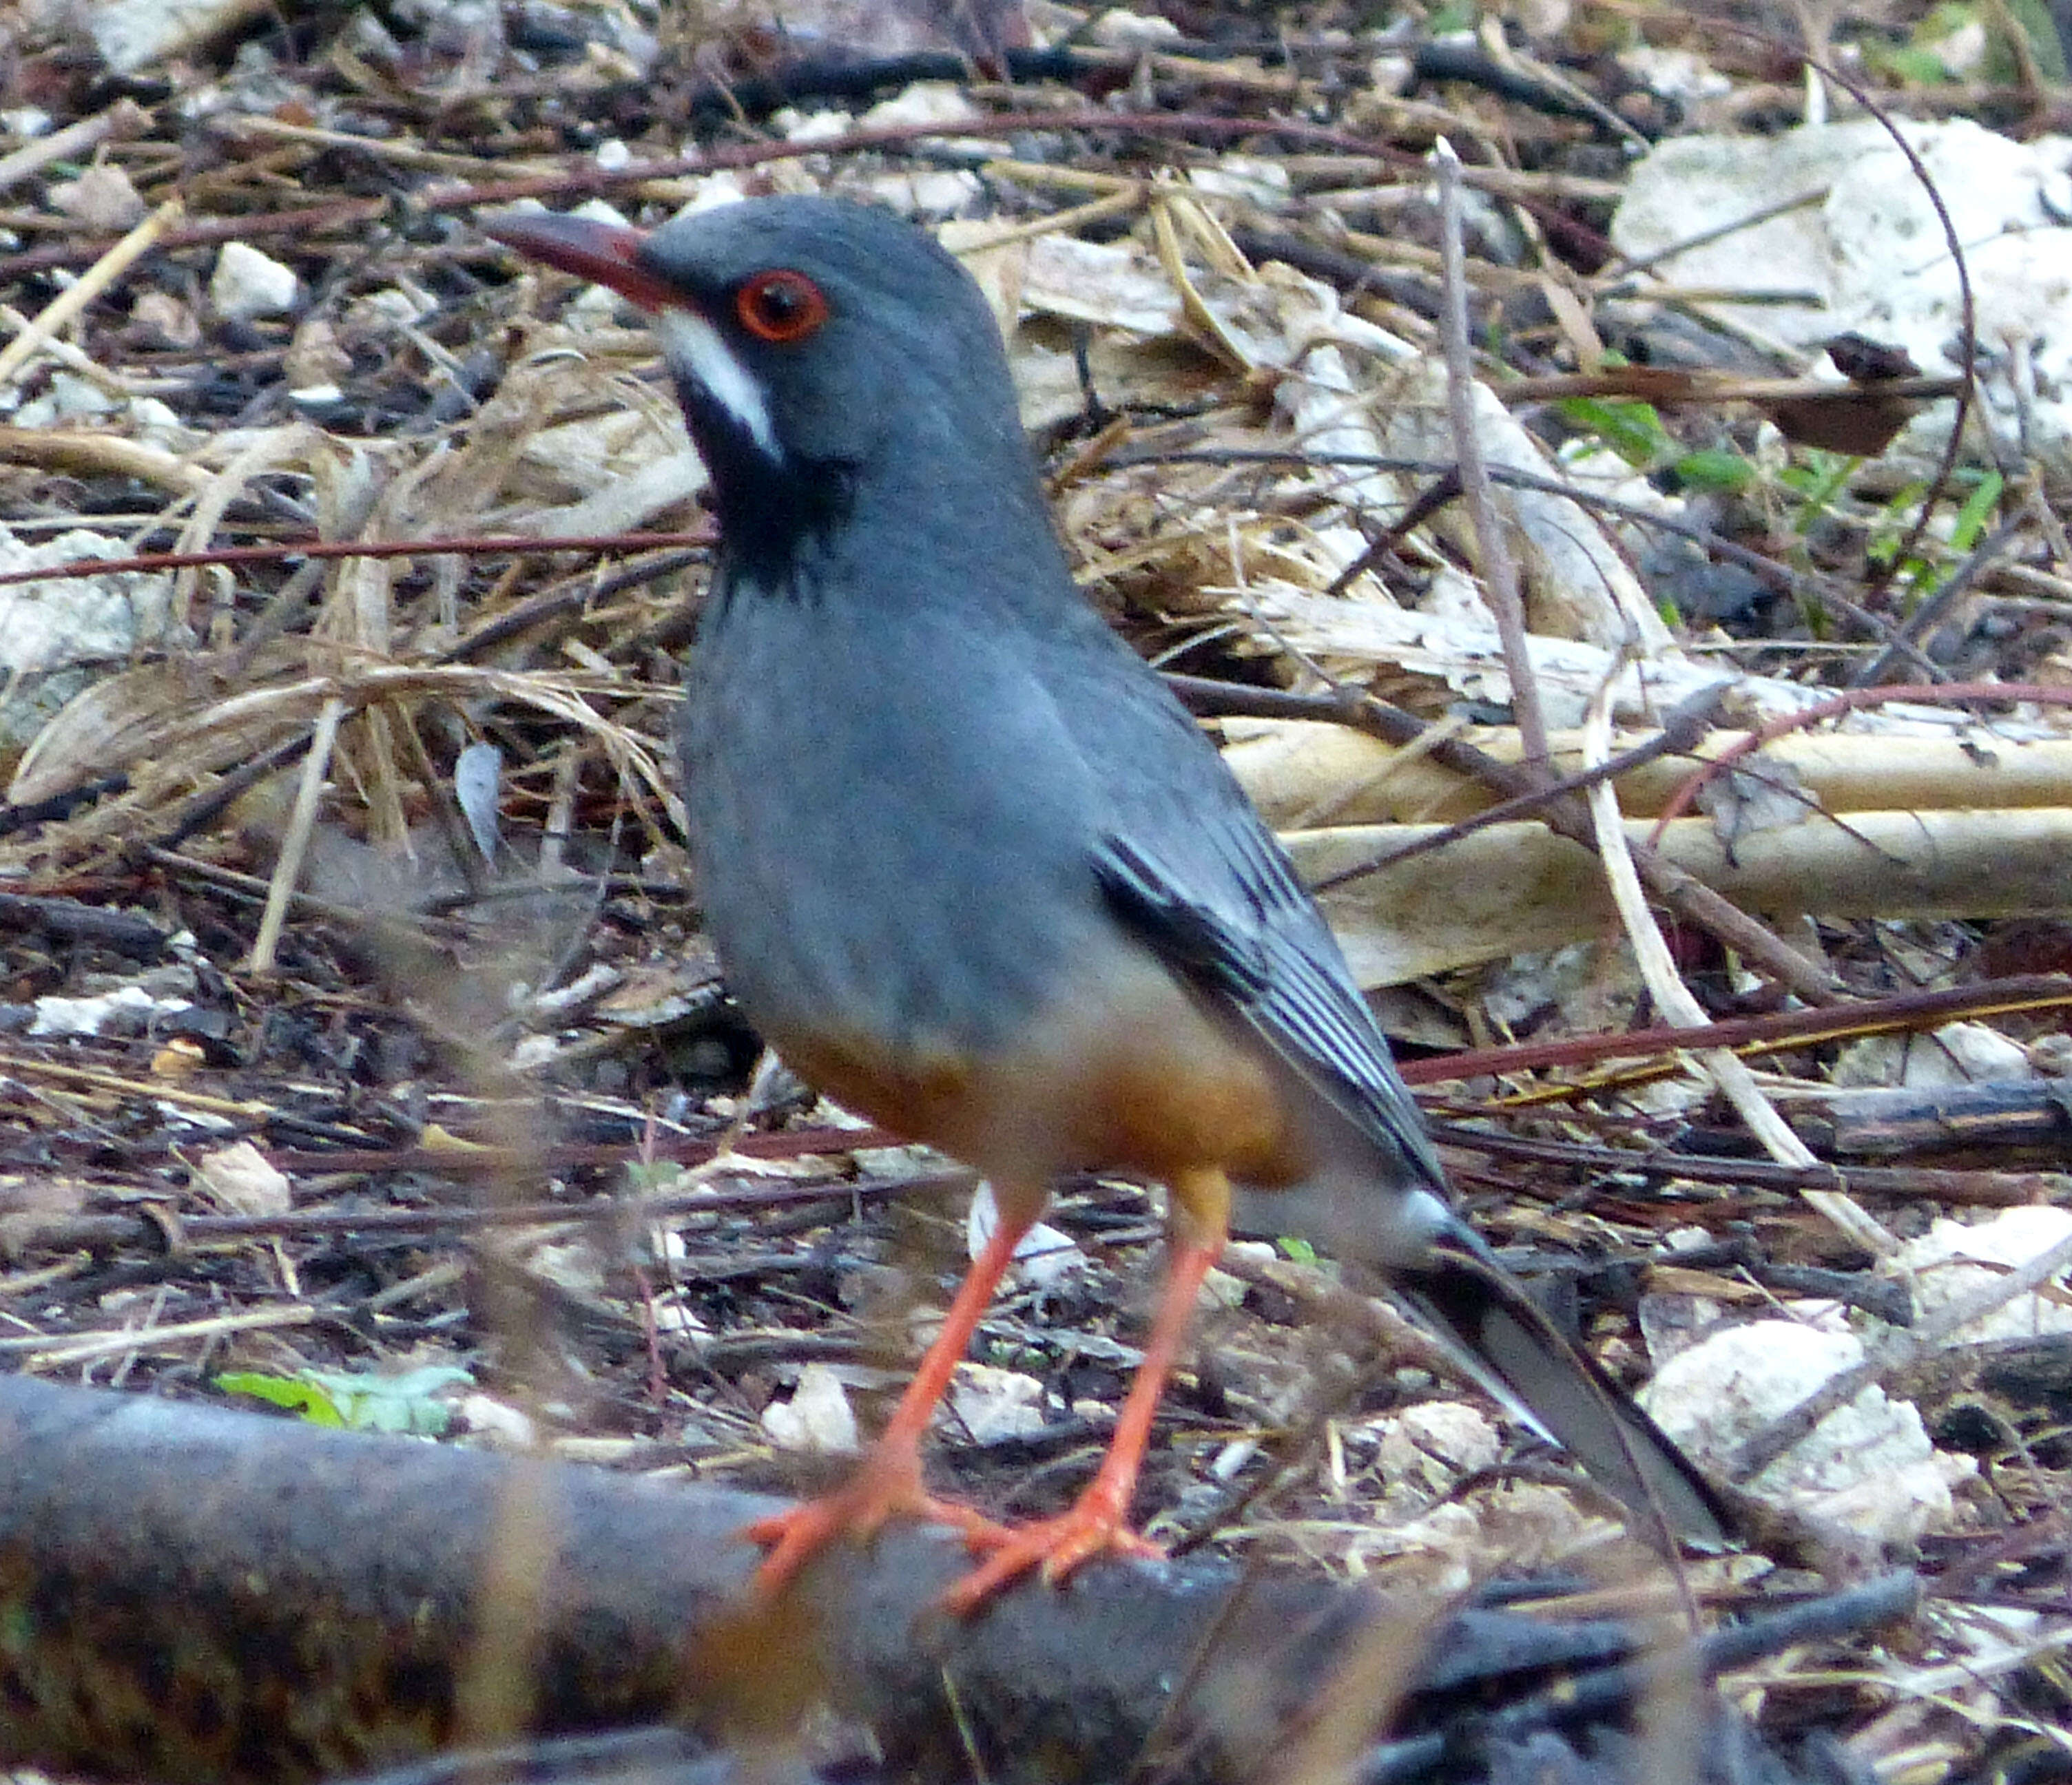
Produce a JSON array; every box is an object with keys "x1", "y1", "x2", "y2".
[{"x1": 735, "y1": 269, "x2": 828, "y2": 343}]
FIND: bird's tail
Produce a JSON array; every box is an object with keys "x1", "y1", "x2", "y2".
[{"x1": 1391, "y1": 1228, "x2": 1732, "y2": 1547}]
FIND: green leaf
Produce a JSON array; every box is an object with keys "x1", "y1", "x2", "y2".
[
  {"x1": 1276, "y1": 1235, "x2": 1318, "y2": 1265},
  {"x1": 1878, "y1": 2, "x2": 1978, "y2": 84},
  {"x1": 218, "y1": 1364, "x2": 473, "y2": 1435},
  {"x1": 623, "y1": 1158, "x2": 690, "y2": 1194},
  {"x1": 1557, "y1": 396, "x2": 1671, "y2": 468},
  {"x1": 1671, "y1": 449, "x2": 1755, "y2": 493},
  {"x1": 1881, "y1": 44, "x2": 1958, "y2": 83},
  {"x1": 1865, "y1": 481, "x2": 1929, "y2": 567},
  {"x1": 1781, "y1": 450, "x2": 1856, "y2": 526},
  {"x1": 303, "y1": 1365, "x2": 474, "y2": 1435},
  {"x1": 1948, "y1": 470, "x2": 2004, "y2": 553},
  {"x1": 216, "y1": 1371, "x2": 346, "y2": 1426}
]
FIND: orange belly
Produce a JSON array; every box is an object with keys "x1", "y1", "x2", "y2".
[{"x1": 767, "y1": 939, "x2": 1313, "y2": 1210}]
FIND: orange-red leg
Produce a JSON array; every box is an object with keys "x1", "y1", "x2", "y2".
[
  {"x1": 743, "y1": 1205, "x2": 1033, "y2": 1594},
  {"x1": 940, "y1": 1221, "x2": 1225, "y2": 1614}
]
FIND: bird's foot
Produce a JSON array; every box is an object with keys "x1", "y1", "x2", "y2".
[
  {"x1": 938, "y1": 1486, "x2": 1163, "y2": 1614},
  {"x1": 743, "y1": 1444, "x2": 1013, "y2": 1597}
]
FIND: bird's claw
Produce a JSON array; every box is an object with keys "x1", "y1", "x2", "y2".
[
  {"x1": 937, "y1": 1499, "x2": 1165, "y2": 1614},
  {"x1": 743, "y1": 1448, "x2": 1013, "y2": 1596}
]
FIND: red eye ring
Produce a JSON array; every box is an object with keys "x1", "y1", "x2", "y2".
[{"x1": 735, "y1": 269, "x2": 829, "y2": 344}]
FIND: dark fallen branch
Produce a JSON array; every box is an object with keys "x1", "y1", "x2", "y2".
[
  {"x1": 0, "y1": 1376, "x2": 1903, "y2": 1785},
  {"x1": 669, "y1": 48, "x2": 1098, "y2": 121},
  {"x1": 0, "y1": 889, "x2": 167, "y2": 957},
  {"x1": 1807, "y1": 1077, "x2": 2072, "y2": 1158}
]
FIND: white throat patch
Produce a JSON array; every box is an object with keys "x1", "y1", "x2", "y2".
[{"x1": 653, "y1": 308, "x2": 780, "y2": 461}]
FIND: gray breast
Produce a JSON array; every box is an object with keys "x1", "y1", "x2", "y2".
[{"x1": 678, "y1": 578, "x2": 1108, "y2": 1064}]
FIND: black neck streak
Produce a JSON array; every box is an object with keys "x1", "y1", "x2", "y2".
[{"x1": 683, "y1": 394, "x2": 856, "y2": 594}]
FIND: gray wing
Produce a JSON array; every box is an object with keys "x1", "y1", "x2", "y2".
[
  {"x1": 1055, "y1": 633, "x2": 1733, "y2": 1546},
  {"x1": 1093, "y1": 826, "x2": 1444, "y2": 1188},
  {"x1": 1047, "y1": 625, "x2": 1445, "y2": 1189}
]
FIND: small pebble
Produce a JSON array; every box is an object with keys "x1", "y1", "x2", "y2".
[{"x1": 210, "y1": 240, "x2": 300, "y2": 321}]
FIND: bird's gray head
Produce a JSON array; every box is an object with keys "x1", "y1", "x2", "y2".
[{"x1": 483, "y1": 197, "x2": 1034, "y2": 560}]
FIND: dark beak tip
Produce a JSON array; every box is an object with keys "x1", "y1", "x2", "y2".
[
  {"x1": 479, "y1": 210, "x2": 674, "y2": 311},
  {"x1": 479, "y1": 208, "x2": 634, "y2": 255}
]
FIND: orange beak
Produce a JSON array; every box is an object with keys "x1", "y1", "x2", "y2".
[{"x1": 480, "y1": 212, "x2": 680, "y2": 313}]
